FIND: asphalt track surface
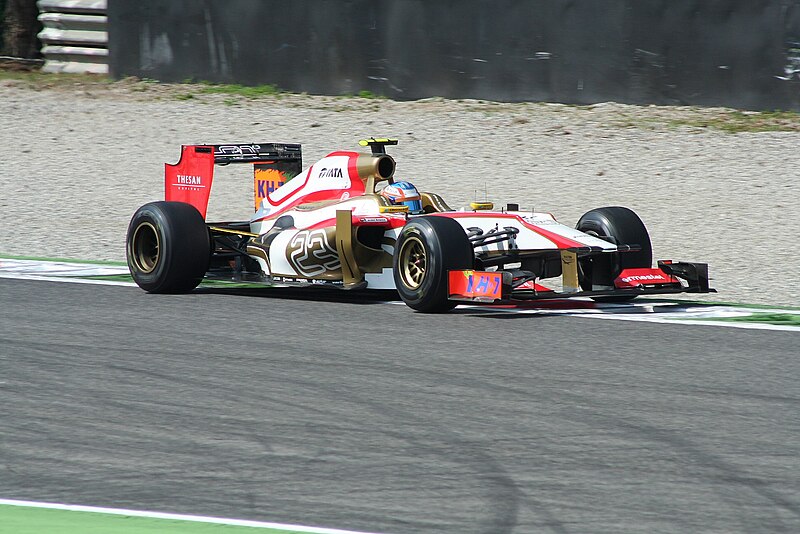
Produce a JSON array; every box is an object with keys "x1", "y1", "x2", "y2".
[{"x1": 1, "y1": 278, "x2": 799, "y2": 533}]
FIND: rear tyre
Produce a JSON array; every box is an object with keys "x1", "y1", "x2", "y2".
[
  {"x1": 393, "y1": 216, "x2": 473, "y2": 312},
  {"x1": 576, "y1": 206, "x2": 652, "y2": 302},
  {"x1": 126, "y1": 201, "x2": 211, "y2": 293}
]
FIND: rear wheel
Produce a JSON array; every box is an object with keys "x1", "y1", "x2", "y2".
[
  {"x1": 393, "y1": 216, "x2": 473, "y2": 312},
  {"x1": 126, "y1": 201, "x2": 211, "y2": 293},
  {"x1": 576, "y1": 206, "x2": 652, "y2": 302}
]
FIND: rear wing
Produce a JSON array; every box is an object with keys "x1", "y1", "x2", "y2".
[{"x1": 165, "y1": 143, "x2": 302, "y2": 218}]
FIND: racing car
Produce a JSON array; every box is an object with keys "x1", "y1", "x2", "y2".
[{"x1": 126, "y1": 138, "x2": 714, "y2": 312}]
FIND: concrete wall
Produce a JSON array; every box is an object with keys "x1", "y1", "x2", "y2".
[{"x1": 108, "y1": 0, "x2": 800, "y2": 110}]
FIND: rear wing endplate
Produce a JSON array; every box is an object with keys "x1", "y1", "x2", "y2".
[{"x1": 165, "y1": 143, "x2": 302, "y2": 218}]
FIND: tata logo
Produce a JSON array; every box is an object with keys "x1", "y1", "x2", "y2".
[
  {"x1": 257, "y1": 179, "x2": 284, "y2": 197},
  {"x1": 318, "y1": 167, "x2": 343, "y2": 178}
]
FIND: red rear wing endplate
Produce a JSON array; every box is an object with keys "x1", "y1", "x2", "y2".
[{"x1": 165, "y1": 143, "x2": 302, "y2": 219}]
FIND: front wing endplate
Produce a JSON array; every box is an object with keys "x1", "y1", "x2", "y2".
[{"x1": 448, "y1": 270, "x2": 511, "y2": 302}]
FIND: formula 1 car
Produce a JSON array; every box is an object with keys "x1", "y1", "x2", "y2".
[{"x1": 126, "y1": 138, "x2": 714, "y2": 312}]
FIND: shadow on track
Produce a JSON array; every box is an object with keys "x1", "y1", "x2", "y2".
[{"x1": 194, "y1": 285, "x2": 401, "y2": 306}]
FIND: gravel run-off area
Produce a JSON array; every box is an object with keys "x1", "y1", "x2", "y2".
[{"x1": 1, "y1": 77, "x2": 798, "y2": 307}]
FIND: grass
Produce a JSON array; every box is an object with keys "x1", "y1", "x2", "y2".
[
  {"x1": 0, "y1": 69, "x2": 111, "y2": 87},
  {"x1": 196, "y1": 82, "x2": 282, "y2": 98},
  {"x1": 666, "y1": 110, "x2": 800, "y2": 133},
  {"x1": 0, "y1": 254, "x2": 126, "y2": 266},
  {"x1": 4, "y1": 70, "x2": 800, "y2": 132},
  {"x1": 356, "y1": 90, "x2": 385, "y2": 99},
  {"x1": 0, "y1": 69, "x2": 286, "y2": 99}
]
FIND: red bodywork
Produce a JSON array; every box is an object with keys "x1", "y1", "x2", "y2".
[
  {"x1": 164, "y1": 145, "x2": 215, "y2": 219},
  {"x1": 614, "y1": 268, "x2": 679, "y2": 289},
  {"x1": 448, "y1": 270, "x2": 507, "y2": 302}
]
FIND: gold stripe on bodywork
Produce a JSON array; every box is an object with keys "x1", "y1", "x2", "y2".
[
  {"x1": 209, "y1": 226, "x2": 259, "y2": 237},
  {"x1": 336, "y1": 210, "x2": 364, "y2": 287},
  {"x1": 420, "y1": 192, "x2": 452, "y2": 213},
  {"x1": 561, "y1": 250, "x2": 580, "y2": 293}
]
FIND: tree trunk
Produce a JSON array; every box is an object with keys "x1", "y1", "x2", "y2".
[{"x1": 1, "y1": 0, "x2": 41, "y2": 58}]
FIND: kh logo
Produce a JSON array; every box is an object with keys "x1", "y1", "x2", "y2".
[
  {"x1": 257, "y1": 179, "x2": 284, "y2": 197},
  {"x1": 253, "y1": 168, "x2": 288, "y2": 210}
]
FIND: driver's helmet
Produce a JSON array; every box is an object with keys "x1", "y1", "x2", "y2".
[{"x1": 380, "y1": 181, "x2": 423, "y2": 213}]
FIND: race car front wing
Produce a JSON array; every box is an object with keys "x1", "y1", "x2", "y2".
[{"x1": 448, "y1": 260, "x2": 714, "y2": 304}]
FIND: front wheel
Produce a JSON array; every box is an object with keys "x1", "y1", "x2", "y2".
[
  {"x1": 576, "y1": 206, "x2": 652, "y2": 302},
  {"x1": 126, "y1": 201, "x2": 211, "y2": 293},
  {"x1": 393, "y1": 216, "x2": 473, "y2": 312}
]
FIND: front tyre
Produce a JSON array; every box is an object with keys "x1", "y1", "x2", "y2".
[
  {"x1": 393, "y1": 216, "x2": 473, "y2": 312},
  {"x1": 126, "y1": 201, "x2": 211, "y2": 293},
  {"x1": 576, "y1": 206, "x2": 652, "y2": 302}
]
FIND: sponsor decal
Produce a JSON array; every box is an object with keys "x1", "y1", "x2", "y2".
[
  {"x1": 318, "y1": 167, "x2": 344, "y2": 179},
  {"x1": 359, "y1": 217, "x2": 389, "y2": 224},
  {"x1": 621, "y1": 274, "x2": 668, "y2": 283},
  {"x1": 467, "y1": 272, "x2": 502, "y2": 295},
  {"x1": 175, "y1": 174, "x2": 204, "y2": 187},
  {"x1": 217, "y1": 144, "x2": 261, "y2": 156},
  {"x1": 379, "y1": 205, "x2": 409, "y2": 213},
  {"x1": 448, "y1": 270, "x2": 504, "y2": 301},
  {"x1": 615, "y1": 268, "x2": 677, "y2": 288},
  {"x1": 286, "y1": 228, "x2": 341, "y2": 277},
  {"x1": 253, "y1": 168, "x2": 287, "y2": 210},
  {"x1": 256, "y1": 178, "x2": 284, "y2": 197}
]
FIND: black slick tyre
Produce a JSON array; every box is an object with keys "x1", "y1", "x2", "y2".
[
  {"x1": 393, "y1": 216, "x2": 473, "y2": 312},
  {"x1": 126, "y1": 201, "x2": 211, "y2": 293},
  {"x1": 576, "y1": 206, "x2": 652, "y2": 301}
]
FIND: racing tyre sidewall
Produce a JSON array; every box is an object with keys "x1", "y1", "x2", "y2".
[
  {"x1": 576, "y1": 206, "x2": 652, "y2": 300},
  {"x1": 393, "y1": 216, "x2": 473, "y2": 313},
  {"x1": 126, "y1": 201, "x2": 211, "y2": 293}
]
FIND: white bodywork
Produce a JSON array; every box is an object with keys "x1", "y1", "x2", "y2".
[{"x1": 244, "y1": 152, "x2": 618, "y2": 290}]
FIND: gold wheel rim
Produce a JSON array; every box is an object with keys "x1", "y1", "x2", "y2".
[
  {"x1": 398, "y1": 235, "x2": 426, "y2": 289},
  {"x1": 131, "y1": 222, "x2": 160, "y2": 274}
]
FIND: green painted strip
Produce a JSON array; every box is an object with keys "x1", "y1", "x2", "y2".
[
  {"x1": 637, "y1": 297, "x2": 800, "y2": 312},
  {"x1": 0, "y1": 254, "x2": 127, "y2": 266},
  {"x1": 0, "y1": 505, "x2": 309, "y2": 534},
  {"x1": 696, "y1": 312, "x2": 800, "y2": 327},
  {"x1": 4, "y1": 256, "x2": 799, "y2": 312},
  {"x1": 82, "y1": 274, "x2": 135, "y2": 282},
  {"x1": 81, "y1": 275, "x2": 271, "y2": 289}
]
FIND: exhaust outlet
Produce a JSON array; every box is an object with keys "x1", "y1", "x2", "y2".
[{"x1": 355, "y1": 154, "x2": 395, "y2": 181}]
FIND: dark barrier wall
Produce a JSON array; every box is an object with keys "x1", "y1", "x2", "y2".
[{"x1": 108, "y1": 0, "x2": 800, "y2": 110}]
